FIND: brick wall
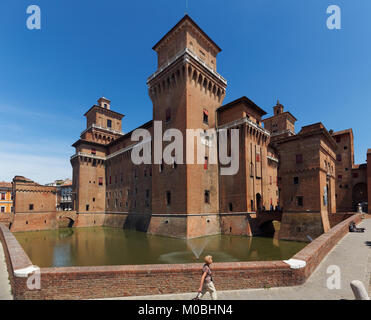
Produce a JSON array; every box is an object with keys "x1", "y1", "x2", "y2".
[
  {"x1": 328, "y1": 212, "x2": 354, "y2": 228},
  {"x1": 279, "y1": 212, "x2": 324, "y2": 242},
  {"x1": 368, "y1": 150, "x2": 371, "y2": 214},
  {"x1": 10, "y1": 212, "x2": 57, "y2": 232}
]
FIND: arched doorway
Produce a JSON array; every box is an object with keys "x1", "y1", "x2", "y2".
[
  {"x1": 256, "y1": 193, "x2": 262, "y2": 212},
  {"x1": 353, "y1": 183, "x2": 368, "y2": 211}
]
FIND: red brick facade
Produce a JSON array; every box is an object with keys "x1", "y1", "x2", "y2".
[
  {"x1": 330, "y1": 129, "x2": 368, "y2": 213},
  {"x1": 67, "y1": 15, "x2": 369, "y2": 240},
  {"x1": 264, "y1": 103, "x2": 338, "y2": 239},
  {"x1": 368, "y1": 149, "x2": 371, "y2": 213},
  {"x1": 70, "y1": 16, "x2": 280, "y2": 239},
  {"x1": 10, "y1": 176, "x2": 57, "y2": 232}
]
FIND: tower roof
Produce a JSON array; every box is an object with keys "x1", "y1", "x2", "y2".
[
  {"x1": 152, "y1": 15, "x2": 222, "y2": 53},
  {"x1": 217, "y1": 96, "x2": 267, "y2": 116},
  {"x1": 83, "y1": 105, "x2": 124, "y2": 119}
]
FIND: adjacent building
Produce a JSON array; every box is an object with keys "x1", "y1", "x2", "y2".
[
  {"x1": 0, "y1": 182, "x2": 12, "y2": 224},
  {"x1": 0, "y1": 182, "x2": 12, "y2": 214},
  {"x1": 10, "y1": 176, "x2": 57, "y2": 232},
  {"x1": 58, "y1": 179, "x2": 73, "y2": 211},
  {"x1": 330, "y1": 129, "x2": 368, "y2": 212},
  {"x1": 368, "y1": 149, "x2": 371, "y2": 214}
]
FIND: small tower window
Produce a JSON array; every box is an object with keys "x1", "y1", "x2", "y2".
[
  {"x1": 204, "y1": 190, "x2": 210, "y2": 204},
  {"x1": 296, "y1": 154, "x2": 303, "y2": 164},
  {"x1": 107, "y1": 119, "x2": 112, "y2": 128},
  {"x1": 296, "y1": 197, "x2": 304, "y2": 207},
  {"x1": 165, "y1": 108, "x2": 171, "y2": 123},
  {"x1": 166, "y1": 191, "x2": 171, "y2": 206},
  {"x1": 228, "y1": 202, "x2": 233, "y2": 212},
  {"x1": 203, "y1": 109, "x2": 209, "y2": 124}
]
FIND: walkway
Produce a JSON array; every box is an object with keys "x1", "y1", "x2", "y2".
[
  {"x1": 108, "y1": 219, "x2": 371, "y2": 300},
  {"x1": 0, "y1": 241, "x2": 13, "y2": 300}
]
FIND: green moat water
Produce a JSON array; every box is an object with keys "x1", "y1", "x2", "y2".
[{"x1": 14, "y1": 227, "x2": 307, "y2": 268}]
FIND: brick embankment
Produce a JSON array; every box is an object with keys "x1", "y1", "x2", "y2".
[{"x1": 0, "y1": 214, "x2": 362, "y2": 300}]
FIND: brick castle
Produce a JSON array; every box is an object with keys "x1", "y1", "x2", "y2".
[
  {"x1": 7, "y1": 15, "x2": 371, "y2": 240},
  {"x1": 67, "y1": 15, "x2": 370, "y2": 240}
]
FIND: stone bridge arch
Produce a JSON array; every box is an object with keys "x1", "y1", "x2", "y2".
[
  {"x1": 247, "y1": 211, "x2": 283, "y2": 236},
  {"x1": 57, "y1": 211, "x2": 77, "y2": 228}
]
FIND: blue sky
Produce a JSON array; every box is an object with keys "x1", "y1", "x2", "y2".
[{"x1": 0, "y1": 0, "x2": 370, "y2": 184}]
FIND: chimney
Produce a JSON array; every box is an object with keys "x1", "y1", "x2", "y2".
[{"x1": 97, "y1": 97, "x2": 111, "y2": 110}]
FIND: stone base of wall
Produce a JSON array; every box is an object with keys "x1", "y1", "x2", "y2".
[
  {"x1": 220, "y1": 213, "x2": 253, "y2": 236},
  {"x1": 10, "y1": 212, "x2": 57, "y2": 232},
  {"x1": 11, "y1": 211, "x2": 276, "y2": 239},
  {"x1": 278, "y1": 212, "x2": 324, "y2": 242},
  {"x1": 74, "y1": 213, "x2": 221, "y2": 239}
]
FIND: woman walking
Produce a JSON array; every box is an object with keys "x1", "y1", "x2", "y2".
[{"x1": 198, "y1": 255, "x2": 217, "y2": 300}]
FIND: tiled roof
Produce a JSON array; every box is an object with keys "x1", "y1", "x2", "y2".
[{"x1": 0, "y1": 182, "x2": 12, "y2": 189}]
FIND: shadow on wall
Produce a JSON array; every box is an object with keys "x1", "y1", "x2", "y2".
[{"x1": 123, "y1": 214, "x2": 151, "y2": 233}]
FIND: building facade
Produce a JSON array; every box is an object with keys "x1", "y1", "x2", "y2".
[
  {"x1": 58, "y1": 181, "x2": 73, "y2": 211},
  {"x1": 0, "y1": 182, "x2": 12, "y2": 214},
  {"x1": 368, "y1": 149, "x2": 371, "y2": 214},
  {"x1": 0, "y1": 182, "x2": 12, "y2": 225},
  {"x1": 10, "y1": 176, "x2": 57, "y2": 232},
  {"x1": 330, "y1": 129, "x2": 368, "y2": 212},
  {"x1": 70, "y1": 15, "x2": 369, "y2": 240}
]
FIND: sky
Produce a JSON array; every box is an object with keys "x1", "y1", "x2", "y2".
[{"x1": 0, "y1": 0, "x2": 370, "y2": 184}]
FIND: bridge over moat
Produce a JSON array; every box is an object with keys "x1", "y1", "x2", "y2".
[
  {"x1": 246, "y1": 211, "x2": 283, "y2": 236},
  {"x1": 57, "y1": 211, "x2": 77, "y2": 228}
]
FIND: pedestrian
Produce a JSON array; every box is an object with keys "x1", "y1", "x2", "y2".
[{"x1": 198, "y1": 255, "x2": 217, "y2": 300}]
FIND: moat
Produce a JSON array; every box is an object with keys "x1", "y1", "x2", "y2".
[{"x1": 14, "y1": 227, "x2": 306, "y2": 267}]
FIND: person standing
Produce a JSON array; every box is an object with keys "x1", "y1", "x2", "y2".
[{"x1": 198, "y1": 255, "x2": 217, "y2": 300}]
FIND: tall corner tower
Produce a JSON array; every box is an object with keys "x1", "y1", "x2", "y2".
[
  {"x1": 71, "y1": 97, "x2": 124, "y2": 214},
  {"x1": 147, "y1": 15, "x2": 227, "y2": 238}
]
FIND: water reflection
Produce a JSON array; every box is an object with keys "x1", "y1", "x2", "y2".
[{"x1": 14, "y1": 227, "x2": 306, "y2": 268}]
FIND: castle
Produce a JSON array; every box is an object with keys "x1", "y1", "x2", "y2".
[{"x1": 67, "y1": 15, "x2": 370, "y2": 240}]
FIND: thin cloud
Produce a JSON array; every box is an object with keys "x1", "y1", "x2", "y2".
[{"x1": 0, "y1": 152, "x2": 72, "y2": 185}]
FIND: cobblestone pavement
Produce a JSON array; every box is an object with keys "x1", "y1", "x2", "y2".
[{"x1": 0, "y1": 241, "x2": 12, "y2": 300}]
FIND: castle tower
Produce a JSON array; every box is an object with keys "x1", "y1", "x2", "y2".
[
  {"x1": 147, "y1": 15, "x2": 227, "y2": 238},
  {"x1": 263, "y1": 100, "x2": 297, "y2": 141},
  {"x1": 71, "y1": 97, "x2": 124, "y2": 214}
]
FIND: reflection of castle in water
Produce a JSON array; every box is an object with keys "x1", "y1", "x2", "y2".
[{"x1": 15, "y1": 228, "x2": 306, "y2": 268}]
